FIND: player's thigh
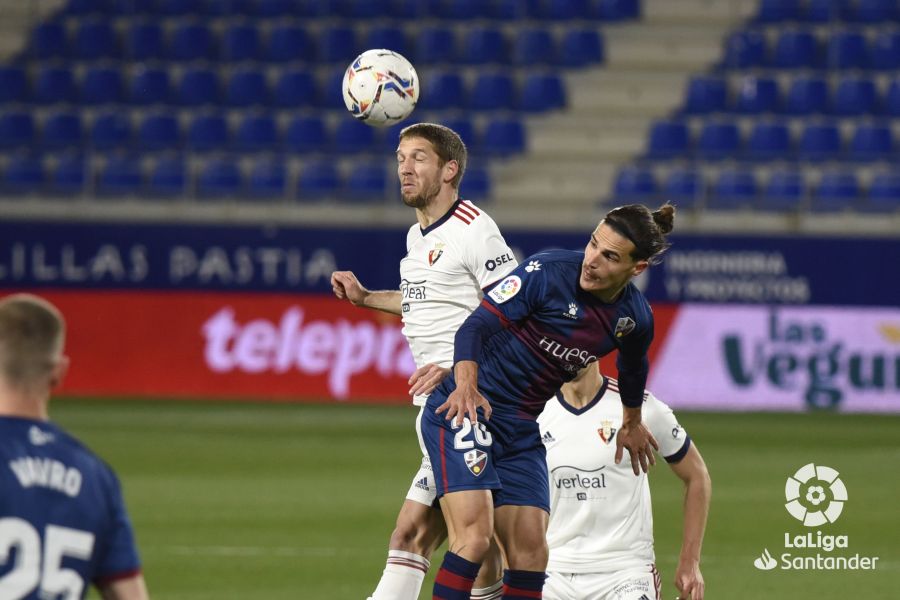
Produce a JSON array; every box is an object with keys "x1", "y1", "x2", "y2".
[
  {"x1": 438, "y1": 489, "x2": 494, "y2": 556},
  {"x1": 493, "y1": 503, "x2": 548, "y2": 571},
  {"x1": 492, "y1": 417, "x2": 549, "y2": 513}
]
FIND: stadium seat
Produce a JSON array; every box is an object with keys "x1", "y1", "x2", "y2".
[
  {"x1": 97, "y1": 155, "x2": 143, "y2": 196},
  {"x1": 848, "y1": 123, "x2": 893, "y2": 162},
  {"x1": 33, "y1": 67, "x2": 76, "y2": 105},
  {"x1": 80, "y1": 67, "x2": 124, "y2": 105},
  {"x1": 467, "y1": 73, "x2": 516, "y2": 111},
  {"x1": 345, "y1": 160, "x2": 388, "y2": 200},
  {"x1": 696, "y1": 121, "x2": 741, "y2": 160},
  {"x1": 711, "y1": 169, "x2": 757, "y2": 209},
  {"x1": 804, "y1": 0, "x2": 841, "y2": 22},
  {"x1": 340, "y1": 0, "x2": 385, "y2": 18},
  {"x1": 721, "y1": 30, "x2": 766, "y2": 69},
  {"x1": 534, "y1": 0, "x2": 589, "y2": 20},
  {"x1": 733, "y1": 76, "x2": 780, "y2": 114},
  {"x1": 484, "y1": 0, "x2": 529, "y2": 19},
  {"x1": 333, "y1": 119, "x2": 377, "y2": 154},
  {"x1": 782, "y1": 76, "x2": 829, "y2": 115},
  {"x1": 155, "y1": 0, "x2": 205, "y2": 15},
  {"x1": 168, "y1": 23, "x2": 215, "y2": 61},
  {"x1": 319, "y1": 26, "x2": 358, "y2": 63},
  {"x1": 197, "y1": 157, "x2": 243, "y2": 197},
  {"x1": 437, "y1": 117, "x2": 477, "y2": 150},
  {"x1": 613, "y1": 165, "x2": 657, "y2": 199},
  {"x1": 130, "y1": 68, "x2": 170, "y2": 105},
  {"x1": 435, "y1": 0, "x2": 486, "y2": 19},
  {"x1": 90, "y1": 112, "x2": 132, "y2": 150},
  {"x1": 126, "y1": 21, "x2": 164, "y2": 60},
  {"x1": 682, "y1": 76, "x2": 728, "y2": 115},
  {"x1": 745, "y1": 121, "x2": 791, "y2": 161},
  {"x1": 512, "y1": 29, "x2": 556, "y2": 66},
  {"x1": 234, "y1": 114, "x2": 279, "y2": 152},
  {"x1": 30, "y1": 22, "x2": 68, "y2": 59},
  {"x1": 865, "y1": 172, "x2": 900, "y2": 212},
  {"x1": 247, "y1": 157, "x2": 287, "y2": 198},
  {"x1": 177, "y1": 68, "x2": 220, "y2": 106},
  {"x1": 663, "y1": 168, "x2": 703, "y2": 208},
  {"x1": 518, "y1": 73, "x2": 567, "y2": 112},
  {"x1": 272, "y1": 70, "x2": 317, "y2": 108},
  {"x1": 147, "y1": 155, "x2": 187, "y2": 197},
  {"x1": 459, "y1": 165, "x2": 491, "y2": 200},
  {"x1": 138, "y1": 113, "x2": 181, "y2": 151},
  {"x1": 761, "y1": 170, "x2": 805, "y2": 212},
  {"x1": 646, "y1": 120, "x2": 689, "y2": 159},
  {"x1": 266, "y1": 24, "x2": 315, "y2": 63},
  {"x1": 813, "y1": 171, "x2": 860, "y2": 211},
  {"x1": 318, "y1": 69, "x2": 346, "y2": 109},
  {"x1": 187, "y1": 113, "x2": 229, "y2": 152},
  {"x1": 754, "y1": 0, "x2": 802, "y2": 22},
  {"x1": 49, "y1": 152, "x2": 86, "y2": 195},
  {"x1": 3, "y1": 154, "x2": 44, "y2": 194},
  {"x1": 461, "y1": 27, "x2": 508, "y2": 64},
  {"x1": 871, "y1": 31, "x2": 900, "y2": 71},
  {"x1": 64, "y1": 0, "x2": 112, "y2": 15},
  {"x1": 558, "y1": 29, "x2": 604, "y2": 66},
  {"x1": 0, "y1": 67, "x2": 28, "y2": 104},
  {"x1": 590, "y1": 0, "x2": 640, "y2": 20},
  {"x1": 416, "y1": 26, "x2": 457, "y2": 64},
  {"x1": 73, "y1": 20, "x2": 118, "y2": 60},
  {"x1": 846, "y1": 0, "x2": 897, "y2": 22},
  {"x1": 798, "y1": 122, "x2": 842, "y2": 161},
  {"x1": 830, "y1": 77, "x2": 878, "y2": 115},
  {"x1": 827, "y1": 31, "x2": 869, "y2": 70},
  {"x1": 421, "y1": 72, "x2": 466, "y2": 110},
  {"x1": 388, "y1": 0, "x2": 436, "y2": 19},
  {"x1": 364, "y1": 25, "x2": 410, "y2": 57},
  {"x1": 221, "y1": 24, "x2": 261, "y2": 62},
  {"x1": 481, "y1": 118, "x2": 526, "y2": 156},
  {"x1": 226, "y1": 69, "x2": 269, "y2": 107},
  {"x1": 0, "y1": 112, "x2": 35, "y2": 149},
  {"x1": 42, "y1": 111, "x2": 83, "y2": 149},
  {"x1": 297, "y1": 160, "x2": 340, "y2": 199},
  {"x1": 771, "y1": 30, "x2": 819, "y2": 69},
  {"x1": 883, "y1": 78, "x2": 900, "y2": 116}
]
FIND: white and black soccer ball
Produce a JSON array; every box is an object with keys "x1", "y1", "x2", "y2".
[{"x1": 342, "y1": 49, "x2": 419, "y2": 127}]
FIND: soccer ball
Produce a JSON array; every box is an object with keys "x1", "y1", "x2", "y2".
[{"x1": 342, "y1": 49, "x2": 419, "y2": 127}]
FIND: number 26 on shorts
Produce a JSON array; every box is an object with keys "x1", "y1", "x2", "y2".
[{"x1": 451, "y1": 419, "x2": 492, "y2": 450}]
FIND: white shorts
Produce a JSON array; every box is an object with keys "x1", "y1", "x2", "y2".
[
  {"x1": 405, "y1": 407, "x2": 438, "y2": 506},
  {"x1": 544, "y1": 565, "x2": 661, "y2": 600}
]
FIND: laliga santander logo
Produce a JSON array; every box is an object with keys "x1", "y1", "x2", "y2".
[{"x1": 785, "y1": 463, "x2": 847, "y2": 527}]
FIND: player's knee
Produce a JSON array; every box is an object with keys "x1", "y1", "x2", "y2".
[
  {"x1": 389, "y1": 511, "x2": 444, "y2": 556},
  {"x1": 452, "y1": 530, "x2": 493, "y2": 563},
  {"x1": 506, "y1": 537, "x2": 548, "y2": 571},
  {"x1": 476, "y1": 545, "x2": 504, "y2": 584}
]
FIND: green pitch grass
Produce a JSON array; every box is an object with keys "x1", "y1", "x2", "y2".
[{"x1": 50, "y1": 399, "x2": 899, "y2": 600}]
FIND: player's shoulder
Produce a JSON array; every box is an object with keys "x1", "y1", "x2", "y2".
[
  {"x1": 452, "y1": 199, "x2": 502, "y2": 234},
  {"x1": 525, "y1": 249, "x2": 583, "y2": 270}
]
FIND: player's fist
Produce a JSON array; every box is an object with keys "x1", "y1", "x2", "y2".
[{"x1": 331, "y1": 271, "x2": 369, "y2": 306}]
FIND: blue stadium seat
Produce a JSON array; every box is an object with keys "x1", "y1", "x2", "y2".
[
  {"x1": 663, "y1": 168, "x2": 703, "y2": 208},
  {"x1": 90, "y1": 112, "x2": 131, "y2": 150},
  {"x1": 0, "y1": 112, "x2": 35, "y2": 149},
  {"x1": 682, "y1": 76, "x2": 727, "y2": 115},
  {"x1": 254, "y1": 0, "x2": 298, "y2": 16},
  {"x1": 589, "y1": 0, "x2": 640, "y2": 20},
  {"x1": 534, "y1": 0, "x2": 589, "y2": 19},
  {"x1": 830, "y1": 77, "x2": 878, "y2": 115},
  {"x1": 30, "y1": 22, "x2": 68, "y2": 59},
  {"x1": 646, "y1": 120, "x2": 689, "y2": 159},
  {"x1": 221, "y1": 23, "x2": 260, "y2": 62},
  {"x1": 754, "y1": 0, "x2": 802, "y2": 22},
  {"x1": 459, "y1": 166, "x2": 490, "y2": 200},
  {"x1": 345, "y1": 160, "x2": 388, "y2": 200},
  {"x1": 3, "y1": 154, "x2": 44, "y2": 194},
  {"x1": 138, "y1": 113, "x2": 180, "y2": 151},
  {"x1": 64, "y1": 0, "x2": 113, "y2": 15},
  {"x1": 147, "y1": 155, "x2": 186, "y2": 197},
  {"x1": 746, "y1": 121, "x2": 791, "y2": 161},
  {"x1": 98, "y1": 155, "x2": 143, "y2": 196},
  {"x1": 798, "y1": 122, "x2": 842, "y2": 161},
  {"x1": 155, "y1": 0, "x2": 206, "y2": 15},
  {"x1": 467, "y1": 73, "x2": 515, "y2": 111},
  {"x1": 130, "y1": 68, "x2": 170, "y2": 105},
  {"x1": 782, "y1": 76, "x2": 829, "y2": 115},
  {"x1": 284, "y1": 116, "x2": 330, "y2": 154},
  {"x1": 42, "y1": 111, "x2": 83, "y2": 149},
  {"x1": 512, "y1": 29, "x2": 556, "y2": 66},
  {"x1": 380, "y1": 121, "x2": 406, "y2": 151},
  {"x1": 197, "y1": 157, "x2": 243, "y2": 197},
  {"x1": 721, "y1": 30, "x2": 766, "y2": 69},
  {"x1": 435, "y1": 0, "x2": 486, "y2": 19},
  {"x1": 865, "y1": 172, "x2": 900, "y2": 212},
  {"x1": 80, "y1": 67, "x2": 124, "y2": 105},
  {"x1": 827, "y1": 31, "x2": 870, "y2": 70},
  {"x1": 871, "y1": 31, "x2": 900, "y2": 71},
  {"x1": 266, "y1": 24, "x2": 315, "y2": 62},
  {"x1": 813, "y1": 171, "x2": 860, "y2": 211},
  {"x1": 388, "y1": 0, "x2": 436, "y2": 19},
  {"x1": 49, "y1": 152, "x2": 86, "y2": 195},
  {"x1": 333, "y1": 119, "x2": 377, "y2": 154},
  {"x1": 519, "y1": 74, "x2": 566, "y2": 112},
  {"x1": 733, "y1": 76, "x2": 780, "y2": 114},
  {"x1": 804, "y1": 0, "x2": 842, "y2": 22},
  {"x1": 883, "y1": 78, "x2": 900, "y2": 116},
  {"x1": 168, "y1": 23, "x2": 215, "y2": 61},
  {"x1": 846, "y1": 0, "x2": 897, "y2": 22},
  {"x1": 613, "y1": 165, "x2": 657, "y2": 199},
  {"x1": 771, "y1": 30, "x2": 819, "y2": 69},
  {"x1": 848, "y1": 123, "x2": 893, "y2": 161},
  {"x1": 226, "y1": 69, "x2": 269, "y2": 107},
  {"x1": 438, "y1": 117, "x2": 477, "y2": 150},
  {"x1": 416, "y1": 26, "x2": 457, "y2": 64},
  {"x1": 187, "y1": 113, "x2": 229, "y2": 152},
  {"x1": 696, "y1": 121, "x2": 741, "y2": 160},
  {"x1": 461, "y1": 27, "x2": 508, "y2": 64},
  {"x1": 177, "y1": 68, "x2": 220, "y2": 106},
  {"x1": 318, "y1": 69, "x2": 346, "y2": 109},
  {"x1": 558, "y1": 29, "x2": 604, "y2": 66},
  {"x1": 298, "y1": 160, "x2": 340, "y2": 199},
  {"x1": 74, "y1": 20, "x2": 118, "y2": 60},
  {"x1": 273, "y1": 70, "x2": 317, "y2": 108},
  {"x1": 247, "y1": 157, "x2": 287, "y2": 198},
  {"x1": 339, "y1": 0, "x2": 385, "y2": 18},
  {"x1": 761, "y1": 170, "x2": 805, "y2": 212},
  {"x1": 481, "y1": 118, "x2": 526, "y2": 156},
  {"x1": 319, "y1": 26, "x2": 358, "y2": 63},
  {"x1": 364, "y1": 25, "x2": 409, "y2": 57},
  {"x1": 234, "y1": 114, "x2": 278, "y2": 152},
  {"x1": 484, "y1": 0, "x2": 529, "y2": 19},
  {"x1": 34, "y1": 67, "x2": 76, "y2": 105},
  {"x1": 126, "y1": 21, "x2": 164, "y2": 60},
  {"x1": 0, "y1": 67, "x2": 28, "y2": 104},
  {"x1": 421, "y1": 72, "x2": 466, "y2": 110},
  {"x1": 711, "y1": 169, "x2": 757, "y2": 209}
]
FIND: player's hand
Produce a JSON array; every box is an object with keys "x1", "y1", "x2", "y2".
[
  {"x1": 435, "y1": 383, "x2": 492, "y2": 426},
  {"x1": 331, "y1": 271, "x2": 369, "y2": 306},
  {"x1": 674, "y1": 560, "x2": 704, "y2": 600},
  {"x1": 408, "y1": 363, "x2": 450, "y2": 397},
  {"x1": 615, "y1": 413, "x2": 658, "y2": 475}
]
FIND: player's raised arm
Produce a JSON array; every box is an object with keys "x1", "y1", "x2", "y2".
[{"x1": 331, "y1": 270, "x2": 402, "y2": 315}]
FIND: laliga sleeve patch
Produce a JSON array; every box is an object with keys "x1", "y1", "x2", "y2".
[{"x1": 488, "y1": 275, "x2": 522, "y2": 304}]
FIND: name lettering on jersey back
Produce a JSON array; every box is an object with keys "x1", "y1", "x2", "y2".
[
  {"x1": 538, "y1": 336, "x2": 598, "y2": 371},
  {"x1": 8, "y1": 457, "x2": 83, "y2": 497}
]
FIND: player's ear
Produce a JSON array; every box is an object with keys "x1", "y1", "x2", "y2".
[
  {"x1": 632, "y1": 260, "x2": 649, "y2": 277},
  {"x1": 49, "y1": 355, "x2": 70, "y2": 391},
  {"x1": 442, "y1": 160, "x2": 458, "y2": 184}
]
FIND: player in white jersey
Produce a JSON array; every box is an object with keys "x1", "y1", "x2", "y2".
[
  {"x1": 539, "y1": 364, "x2": 710, "y2": 600},
  {"x1": 331, "y1": 123, "x2": 516, "y2": 600}
]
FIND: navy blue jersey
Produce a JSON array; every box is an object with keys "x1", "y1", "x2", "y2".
[
  {"x1": 449, "y1": 249, "x2": 654, "y2": 417},
  {"x1": 0, "y1": 417, "x2": 141, "y2": 599}
]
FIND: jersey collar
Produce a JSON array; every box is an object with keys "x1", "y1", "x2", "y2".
[
  {"x1": 554, "y1": 375, "x2": 610, "y2": 416},
  {"x1": 420, "y1": 198, "x2": 463, "y2": 237}
]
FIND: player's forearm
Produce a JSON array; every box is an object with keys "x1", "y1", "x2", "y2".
[
  {"x1": 622, "y1": 405, "x2": 643, "y2": 426},
  {"x1": 361, "y1": 290, "x2": 402, "y2": 315},
  {"x1": 679, "y1": 467, "x2": 712, "y2": 567},
  {"x1": 454, "y1": 360, "x2": 479, "y2": 388}
]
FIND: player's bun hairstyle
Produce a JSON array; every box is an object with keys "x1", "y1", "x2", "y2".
[
  {"x1": 399, "y1": 122, "x2": 467, "y2": 189},
  {"x1": 0, "y1": 294, "x2": 65, "y2": 388},
  {"x1": 603, "y1": 203, "x2": 675, "y2": 265}
]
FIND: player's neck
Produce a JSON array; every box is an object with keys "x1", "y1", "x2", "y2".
[
  {"x1": 415, "y1": 191, "x2": 458, "y2": 229},
  {"x1": 0, "y1": 383, "x2": 50, "y2": 420},
  {"x1": 561, "y1": 370, "x2": 604, "y2": 409}
]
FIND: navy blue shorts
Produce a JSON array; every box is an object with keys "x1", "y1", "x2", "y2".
[{"x1": 421, "y1": 391, "x2": 550, "y2": 512}]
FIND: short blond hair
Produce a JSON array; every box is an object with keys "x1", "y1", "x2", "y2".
[{"x1": 0, "y1": 294, "x2": 65, "y2": 388}]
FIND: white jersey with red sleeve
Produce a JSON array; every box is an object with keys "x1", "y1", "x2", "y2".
[
  {"x1": 537, "y1": 377, "x2": 691, "y2": 573},
  {"x1": 400, "y1": 199, "x2": 516, "y2": 405}
]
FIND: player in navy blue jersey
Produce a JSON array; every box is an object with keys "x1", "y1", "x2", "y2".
[
  {"x1": 420, "y1": 203, "x2": 676, "y2": 599},
  {"x1": 0, "y1": 294, "x2": 149, "y2": 600}
]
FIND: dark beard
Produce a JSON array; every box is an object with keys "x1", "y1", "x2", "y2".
[{"x1": 401, "y1": 179, "x2": 442, "y2": 209}]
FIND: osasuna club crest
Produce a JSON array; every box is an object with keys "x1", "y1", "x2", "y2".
[
  {"x1": 614, "y1": 317, "x2": 636, "y2": 338},
  {"x1": 464, "y1": 449, "x2": 488, "y2": 476},
  {"x1": 598, "y1": 420, "x2": 617, "y2": 444},
  {"x1": 428, "y1": 243, "x2": 445, "y2": 266}
]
